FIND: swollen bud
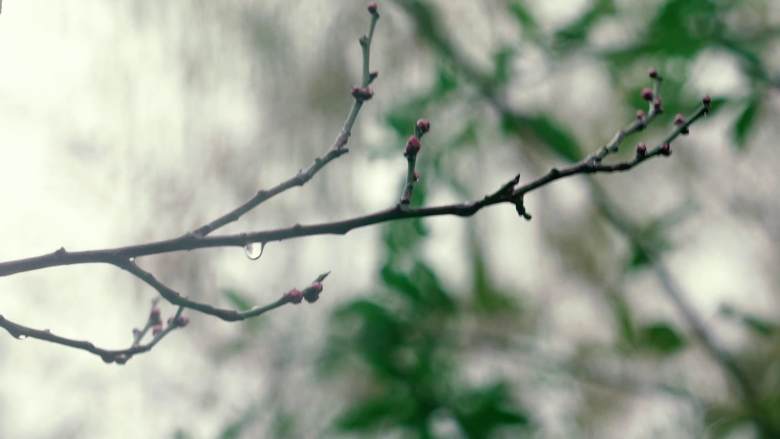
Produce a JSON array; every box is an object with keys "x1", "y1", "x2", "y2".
[
  {"x1": 674, "y1": 113, "x2": 689, "y2": 134},
  {"x1": 702, "y1": 95, "x2": 712, "y2": 113},
  {"x1": 303, "y1": 282, "x2": 324, "y2": 303},
  {"x1": 636, "y1": 143, "x2": 647, "y2": 157},
  {"x1": 641, "y1": 87, "x2": 654, "y2": 102},
  {"x1": 404, "y1": 136, "x2": 421, "y2": 157},
  {"x1": 174, "y1": 316, "x2": 189, "y2": 327},
  {"x1": 367, "y1": 2, "x2": 378, "y2": 15},
  {"x1": 648, "y1": 68, "x2": 659, "y2": 79},
  {"x1": 660, "y1": 142, "x2": 672, "y2": 156},
  {"x1": 416, "y1": 119, "x2": 431, "y2": 135},
  {"x1": 285, "y1": 288, "x2": 304, "y2": 304},
  {"x1": 653, "y1": 97, "x2": 663, "y2": 113},
  {"x1": 351, "y1": 86, "x2": 374, "y2": 101},
  {"x1": 152, "y1": 323, "x2": 163, "y2": 336}
]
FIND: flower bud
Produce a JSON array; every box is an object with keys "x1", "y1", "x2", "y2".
[
  {"x1": 174, "y1": 316, "x2": 189, "y2": 327},
  {"x1": 416, "y1": 119, "x2": 431, "y2": 135},
  {"x1": 303, "y1": 282, "x2": 324, "y2": 303},
  {"x1": 673, "y1": 113, "x2": 686, "y2": 126},
  {"x1": 351, "y1": 86, "x2": 374, "y2": 101},
  {"x1": 641, "y1": 87, "x2": 654, "y2": 101},
  {"x1": 404, "y1": 136, "x2": 421, "y2": 156},
  {"x1": 648, "y1": 68, "x2": 658, "y2": 79},
  {"x1": 636, "y1": 143, "x2": 647, "y2": 157},
  {"x1": 285, "y1": 288, "x2": 304, "y2": 304},
  {"x1": 660, "y1": 142, "x2": 672, "y2": 156},
  {"x1": 367, "y1": 2, "x2": 378, "y2": 15},
  {"x1": 653, "y1": 97, "x2": 663, "y2": 113},
  {"x1": 152, "y1": 323, "x2": 163, "y2": 336}
]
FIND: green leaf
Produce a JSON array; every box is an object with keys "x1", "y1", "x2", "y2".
[
  {"x1": 555, "y1": 0, "x2": 615, "y2": 45},
  {"x1": 607, "y1": 292, "x2": 636, "y2": 348},
  {"x1": 452, "y1": 382, "x2": 531, "y2": 437},
  {"x1": 335, "y1": 394, "x2": 414, "y2": 431},
  {"x1": 380, "y1": 265, "x2": 422, "y2": 304},
  {"x1": 492, "y1": 46, "x2": 516, "y2": 86},
  {"x1": 222, "y1": 289, "x2": 252, "y2": 311},
  {"x1": 732, "y1": 96, "x2": 761, "y2": 150},
  {"x1": 638, "y1": 322, "x2": 686, "y2": 354},
  {"x1": 742, "y1": 315, "x2": 777, "y2": 338},
  {"x1": 508, "y1": 2, "x2": 539, "y2": 36}
]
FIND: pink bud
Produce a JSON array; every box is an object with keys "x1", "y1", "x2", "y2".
[
  {"x1": 174, "y1": 316, "x2": 189, "y2": 327},
  {"x1": 367, "y1": 2, "x2": 378, "y2": 15},
  {"x1": 641, "y1": 87, "x2": 654, "y2": 101},
  {"x1": 351, "y1": 86, "x2": 374, "y2": 101},
  {"x1": 416, "y1": 119, "x2": 431, "y2": 134},
  {"x1": 653, "y1": 97, "x2": 663, "y2": 113},
  {"x1": 152, "y1": 323, "x2": 163, "y2": 336},
  {"x1": 660, "y1": 142, "x2": 672, "y2": 156},
  {"x1": 702, "y1": 95, "x2": 711, "y2": 107},
  {"x1": 404, "y1": 136, "x2": 421, "y2": 156},
  {"x1": 648, "y1": 68, "x2": 658, "y2": 79},
  {"x1": 310, "y1": 282, "x2": 323, "y2": 294},
  {"x1": 285, "y1": 288, "x2": 304, "y2": 304},
  {"x1": 636, "y1": 143, "x2": 647, "y2": 157},
  {"x1": 673, "y1": 113, "x2": 686, "y2": 126}
]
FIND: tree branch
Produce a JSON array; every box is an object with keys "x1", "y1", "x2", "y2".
[
  {"x1": 189, "y1": 6, "x2": 380, "y2": 238},
  {"x1": 0, "y1": 102, "x2": 709, "y2": 278},
  {"x1": 0, "y1": 300, "x2": 186, "y2": 364}
]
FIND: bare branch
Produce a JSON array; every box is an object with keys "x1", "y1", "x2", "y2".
[
  {"x1": 189, "y1": 7, "x2": 381, "y2": 238},
  {"x1": 114, "y1": 258, "x2": 329, "y2": 322},
  {"x1": 0, "y1": 300, "x2": 186, "y2": 364}
]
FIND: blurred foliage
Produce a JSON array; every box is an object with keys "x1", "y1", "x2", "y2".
[
  {"x1": 318, "y1": 0, "x2": 780, "y2": 437},
  {"x1": 321, "y1": 178, "x2": 531, "y2": 437},
  {"x1": 175, "y1": 1, "x2": 780, "y2": 437}
]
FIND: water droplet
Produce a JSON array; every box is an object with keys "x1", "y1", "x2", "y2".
[
  {"x1": 244, "y1": 242, "x2": 265, "y2": 260},
  {"x1": 18, "y1": 334, "x2": 27, "y2": 340},
  {"x1": 129, "y1": 257, "x2": 135, "y2": 262}
]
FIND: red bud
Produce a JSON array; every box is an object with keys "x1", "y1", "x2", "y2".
[
  {"x1": 351, "y1": 86, "x2": 374, "y2": 101},
  {"x1": 285, "y1": 288, "x2": 304, "y2": 304},
  {"x1": 416, "y1": 119, "x2": 431, "y2": 134},
  {"x1": 404, "y1": 136, "x2": 421, "y2": 156}
]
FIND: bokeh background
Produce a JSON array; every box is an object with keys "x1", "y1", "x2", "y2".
[{"x1": 1, "y1": 0, "x2": 779, "y2": 437}]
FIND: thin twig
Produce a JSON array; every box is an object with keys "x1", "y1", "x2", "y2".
[
  {"x1": 114, "y1": 258, "x2": 329, "y2": 322},
  {"x1": 0, "y1": 301, "x2": 185, "y2": 364},
  {"x1": 189, "y1": 9, "x2": 380, "y2": 238}
]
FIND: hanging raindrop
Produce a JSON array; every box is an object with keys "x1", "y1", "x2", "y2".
[{"x1": 244, "y1": 242, "x2": 265, "y2": 260}]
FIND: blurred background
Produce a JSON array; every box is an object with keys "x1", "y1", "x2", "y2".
[{"x1": 1, "y1": 0, "x2": 779, "y2": 437}]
